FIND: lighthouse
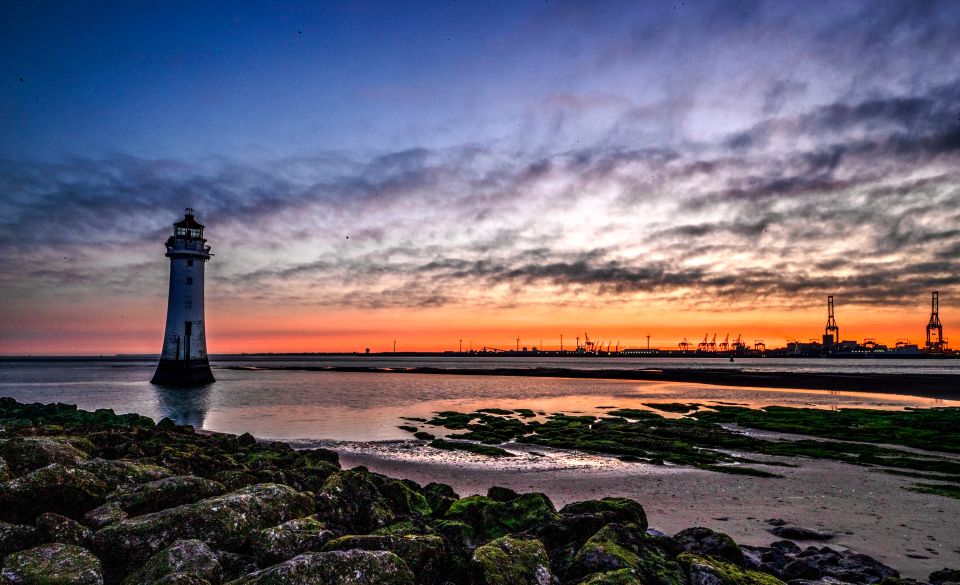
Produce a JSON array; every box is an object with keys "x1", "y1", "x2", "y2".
[{"x1": 151, "y1": 208, "x2": 215, "y2": 386}]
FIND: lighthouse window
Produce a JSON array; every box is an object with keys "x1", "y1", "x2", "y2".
[
  {"x1": 186, "y1": 277, "x2": 193, "y2": 284},
  {"x1": 187, "y1": 259, "x2": 193, "y2": 267}
]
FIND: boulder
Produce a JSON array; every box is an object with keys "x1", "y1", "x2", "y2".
[
  {"x1": 322, "y1": 534, "x2": 448, "y2": 584},
  {"x1": 768, "y1": 526, "x2": 834, "y2": 541},
  {"x1": 225, "y1": 550, "x2": 415, "y2": 584},
  {"x1": 109, "y1": 475, "x2": 227, "y2": 516},
  {"x1": 37, "y1": 513, "x2": 93, "y2": 547},
  {"x1": 487, "y1": 486, "x2": 520, "y2": 502},
  {"x1": 78, "y1": 459, "x2": 172, "y2": 487},
  {"x1": 0, "y1": 521, "x2": 39, "y2": 557},
  {"x1": 569, "y1": 523, "x2": 685, "y2": 585},
  {"x1": 581, "y1": 569, "x2": 644, "y2": 584},
  {"x1": 94, "y1": 483, "x2": 314, "y2": 573},
  {"x1": 314, "y1": 471, "x2": 397, "y2": 533},
  {"x1": 0, "y1": 437, "x2": 89, "y2": 476},
  {"x1": 154, "y1": 575, "x2": 212, "y2": 585},
  {"x1": 560, "y1": 498, "x2": 648, "y2": 531},
  {"x1": 470, "y1": 536, "x2": 552, "y2": 585},
  {"x1": 249, "y1": 517, "x2": 335, "y2": 566},
  {"x1": 678, "y1": 552, "x2": 786, "y2": 585},
  {"x1": 84, "y1": 502, "x2": 128, "y2": 529},
  {"x1": 0, "y1": 464, "x2": 108, "y2": 524},
  {"x1": 930, "y1": 569, "x2": 960, "y2": 585},
  {"x1": 122, "y1": 539, "x2": 223, "y2": 585},
  {"x1": 0, "y1": 543, "x2": 103, "y2": 585},
  {"x1": 444, "y1": 493, "x2": 558, "y2": 541},
  {"x1": 421, "y1": 483, "x2": 458, "y2": 516},
  {"x1": 0, "y1": 456, "x2": 9, "y2": 482},
  {"x1": 674, "y1": 527, "x2": 745, "y2": 566}
]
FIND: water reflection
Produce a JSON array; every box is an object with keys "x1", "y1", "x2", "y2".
[{"x1": 152, "y1": 384, "x2": 213, "y2": 428}]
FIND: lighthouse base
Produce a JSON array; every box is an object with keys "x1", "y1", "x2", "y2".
[{"x1": 151, "y1": 359, "x2": 215, "y2": 387}]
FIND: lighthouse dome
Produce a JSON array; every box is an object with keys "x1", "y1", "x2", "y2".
[{"x1": 173, "y1": 208, "x2": 205, "y2": 239}]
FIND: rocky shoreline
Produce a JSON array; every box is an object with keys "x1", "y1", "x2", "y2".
[{"x1": 0, "y1": 398, "x2": 957, "y2": 585}]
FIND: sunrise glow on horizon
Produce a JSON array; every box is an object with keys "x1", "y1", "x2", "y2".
[{"x1": 1, "y1": 1, "x2": 958, "y2": 356}]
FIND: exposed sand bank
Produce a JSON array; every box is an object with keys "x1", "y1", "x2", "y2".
[
  {"x1": 338, "y1": 442, "x2": 960, "y2": 580},
  {"x1": 223, "y1": 364, "x2": 960, "y2": 398}
]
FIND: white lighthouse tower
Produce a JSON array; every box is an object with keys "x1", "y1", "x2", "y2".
[{"x1": 151, "y1": 208, "x2": 215, "y2": 386}]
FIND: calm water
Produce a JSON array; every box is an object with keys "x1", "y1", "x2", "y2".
[{"x1": 1, "y1": 356, "x2": 957, "y2": 443}]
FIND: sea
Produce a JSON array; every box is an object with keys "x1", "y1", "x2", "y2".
[{"x1": 1, "y1": 355, "x2": 957, "y2": 444}]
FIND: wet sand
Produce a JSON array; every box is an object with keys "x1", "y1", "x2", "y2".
[
  {"x1": 224, "y1": 365, "x2": 960, "y2": 399},
  {"x1": 338, "y1": 442, "x2": 960, "y2": 579}
]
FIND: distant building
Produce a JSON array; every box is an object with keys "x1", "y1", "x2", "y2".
[{"x1": 151, "y1": 209, "x2": 215, "y2": 386}]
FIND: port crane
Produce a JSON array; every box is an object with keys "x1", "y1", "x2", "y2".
[
  {"x1": 927, "y1": 291, "x2": 945, "y2": 352},
  {"x1": 679, "y1": 337, "x2": 692, "y2": 352},
  {"x1": 718, "y1": 334, "x2": 730, "y2": 352}
]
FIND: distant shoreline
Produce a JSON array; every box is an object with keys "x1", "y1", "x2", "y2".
[{"x1": 220, "y1": 364, "x2": 960, "y2": 400}]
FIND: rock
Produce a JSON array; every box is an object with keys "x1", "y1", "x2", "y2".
[
  {"x1": 678, "y1": 552, "x2": 785, "y2": 585},
  {"x1": 0, "y1": 543, "x2": 103, "y2": 585},
  {"x1": 110, "y1": 475, "x2": 227, "y2": 516},
  {"x1": 0, "y1": 464, "x2": 108, "y2": 524},
  {"x1": 487, "y1": 486, "x2": 520, "y2": 502},
  {"x1": 768, "y1": 526, "x2": 834, "y2": 541},
  {"x1": 122, "y1": 539, "x2": 223, "y2": 585},
  {"x1": 782, "y1": 558, "x2": 822, "y2": 581},
  {"x1": 77, "y1": 459, "x2": 172, "y2": 487},
  {"x1": 154, "y1": 575, "x2": 212, "y2": 585},
  {"x1": 0, "y1": 437, "x2": 89, "y2": 476},
  {"x1": 421, "y1": 483, "x2": 458, "y2": 516},
  {"x1": 237, "y1": 433, "x2": 256, "y2": 448},
  {"x1": 250, "y1": 517, "x2": 335, "y2": 566},
  {"x1": 291, "y1": 448, "x2": 339, "y2": 469},
  {"x1": 284, "y1": 466, "x2": 338, "y2": 494},
  {"x1": 214, "y1": 552, "x2": 257, "y2": 583},
  {"x1": 323, "y1": 534, "x2": 448, "y2": 585},
  {"x1": 765, "y1": 519, "x2": 787, "y2": 527},
  {"x1": 569, "y1": 523, "x2": 685, "y2": 585},
  {"x1": 314, "y1": 470, "x2": 397, "y2": 533},
  {"x1": 470, "y1": 536, "x2": 552, "y2": 585},
  {"x1": 560, "y1": 498, "x2": 649, "y2": 531},
  {"x1": 0, "y1": 521, "x2": 39, "y2": 557},
  {"x1": 84, "y1": 502, "x2": 128, "y2": 529},
  {"x1": 931, "y1": 569, "x2": 960, "y2": 585},
  {"x1": 581, "y1": 569, "x2": 644, "y2": 584},
  {"x1": 0, "y1": 456, "x2": 9, "y2": 482},
  {"x1": 674, "y1": 527, "x2": 745, "y2": 565},
  {"x1": 444, "y1": 493, "x2": 558, "y2": 541},
  {"x1": 37, "y1": 513, "x2": 93, "y2": 547},
  {"x1": 375, "y1": 478, "x2": 432, "y2": 518},
  {"x1": 770, "y1": 541, "x2": 802, "y2": 555},
  {"x1": 94, "y1": 483, "x2": 314, "y2": 574},
  {"x1": 225, "y1": 550, "x2": 415, "y2": 584}
]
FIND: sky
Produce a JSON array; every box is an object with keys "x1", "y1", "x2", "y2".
[{"x1": 1, "y1": 0, "x2": 959, "y2": 354}]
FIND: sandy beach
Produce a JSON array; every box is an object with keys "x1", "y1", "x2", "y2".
[{"x1": 339, "y1": 440, "x2": 960, "y2": 579}]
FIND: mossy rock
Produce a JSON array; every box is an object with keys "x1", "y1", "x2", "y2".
[
  {"x1": 0, "y1": 456, "x2": 9, "y2": 482},
  {"x1": 421, "y1": 483, "x2": 458, "y2": 516},
  {"x1": 376, "y1": 479, "x2": 432, "y2": 518},
  {"x1": 225, "y1": 550, "x2": 415, "y2": 584},
  {"x1": 0, "y1": 437, "x2": 89, "y2": 477},
  {"x1": 314, "y1": 471, "x2": 397, "y2": 533},
  {"x1": 581, "y1": 569, "x2": 644, "y2": 585},
  {"x1": 0, "y1": 543, "x2": 103, "y2": 585},
  {"x1": 444, "y1": 493, "x2": 558, "y2": 541},
  {"x1": 674, "y1": 527, "x2": 744, "y2": 566},
  {"x1": 37, "y1": 513, "x2": 93, "y2": 547},
  {"x1": 0, "y1": 464, "x2": 109, "y2": 524},
  {"x1": 250, "y1": 517, "x2": 335, "y2": 566},
  {"x1": 121, "y1": 539, "x2": 222, "y2": 585},
  {"x1": 291, "y1": 448, "x2": 339, "y2": 469},
  {"x1": 679, "y1": 553, "x2": 786, "y2": 585},
  {"x1": 211, "y1": 471, "x2": 260, "y2": 491},
  {"x1": 84, "y1": 502, "x2": 129, "y2": 529},
  {"x1": 78, "y1": 459, "x2": 173, "y2": 487},
  {"x1": 284, "y1": 464, "x2": 339, "y2": 493},
  {"x1": 560, "y1": 498, "x2": 648, "y2": 531},
  {"x1": 569, "y1": 523, "x2": 685, "y2": 585},
  {"x1": 93, "y1": 483, "x2": 314, "y2": 574},
  {"x1": 154, "y1": 574, "x2": 213, "y2": 585},
  {"x1": 323, "y1": 534, "x2": 448, "y2": 585},
  {"x1": 0, "y1": 521, "x2": 39, "y2": 557},
  {"x1": 372, "y1": 520, "x2": 432, "y2": 536},
  {"x1": 110, "y1": 475, "x2": 227, "y2": 516},
  {"x1": 470, "y1": 536, "x2": 552, "y2": 585}
]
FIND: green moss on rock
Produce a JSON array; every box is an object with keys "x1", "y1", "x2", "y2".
[
  {"x1": 0, "y1": 543, "x2": 103, "y2": 585},
  {"x1": 93, "y1": 483, "x2": 314, "y2": 574},
  {"x1": 444, "y1": 493, "x2": 558, "y2": 541},
  {"x1": 0, "y1": 464, "x2": 109, "y2": 524},
  {"x1": 250, "y1": 517, "x2": 335, "y2": 566},
  {"x1": 0, "y1": 521, "x2": 39, "y2": 557},
  {"x1": 560, "y1": 498, "x2": 648, "y2": 531},
  {"x1": 110, "y1": 475, "x2": 227, "y2": 516},
  {"x1": 581, "y1": 569, "x2": 644, "y2": 585},
  {"x1": 122, "y1": 539, "x2": 222, "y2": 585},
  {"x1": 0, "y1": 437, "x2": 89, "y2": 477},
  {"x1": 678, "y1": 552, "x2": 786, "y2": 585},
  {"x1": 470, "y1": 536, "x2": 552, "y2": 585},
  {"x1": 314, "y1": 471, "x2": 397, "y2": 533},
  {"x1": 323, "y1": 534, "x2": 448, "y2": 585},
  {"x1": 225, "y1": 550, "x2": 415, "y2": 585},
  {"x1": 37, "y1": 513, "x2": 93, "y2": 548}
]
